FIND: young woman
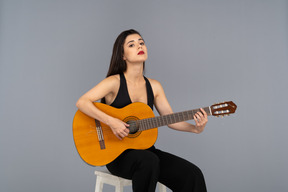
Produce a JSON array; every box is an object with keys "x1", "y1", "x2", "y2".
[{"x1": 76, "y1": 29, "x2": 208, "y2": 192}]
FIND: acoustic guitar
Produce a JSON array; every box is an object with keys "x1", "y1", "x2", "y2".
[{"x1": 73, "y1": 101, "x2": 237, "y2": 166}]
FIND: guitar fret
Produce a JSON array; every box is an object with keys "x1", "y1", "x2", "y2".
[
  {"x1": 152, "y1": 119, "x2": 156, "y2": 128},
  {"x1": 145, "y1": 120, "x2": 149, "y2": 130},
  {"x1": 167, "y1": 115, "x2": 171, "y2": 124},
  {"x1": 172, "y1": 114, "x2": 176, "y2": 124},
  {"x1": 184, "y1": 112, "x2": 188, "y2": 120},
  {"x1": 146, "y1": 119, "x2": 150, "y2": 130},
  {"x1": 144, "y1": 119, "x2": 148, "y2": 130},
  {"x1": 180, "y1": 112, "x2": 185, "y2": 121},
  {"x1": 161, "y1": 116, "x2": 165, "y2": 126},
  {"x1": 140, "y1": 120, "x2": 144, "y2": 131},
  {"x1": 148, "y1": 118, "x2": 152, "y2": 129},
  {"x1": 144, "y1": 120, "x2": 147, "y2": 131},
  {"x1": 177, "y1": 112, "x2": 182, "y2": 122},
  {"x1": 138, "y1": 106, "x2": 212, "y2": 130},
  {"x1": 166, "y1": 115, "x2": 171, "y2": 125},
  {"x1": 152, "y1": 118, "x2": 157, "y2": 128},
  {"x1": 164, "y1": 115, "x2": 169, "y2": 125},
  {"x1": 139, "y1": 120, "x2": 143, "y2": 131},
  {"x1": 170, "y1": 114, "x2": 174, "y2": 124}
]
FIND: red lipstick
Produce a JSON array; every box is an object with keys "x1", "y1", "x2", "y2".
[{"x1": 138, "y1": 51, "x2": 144, "y2": 55}]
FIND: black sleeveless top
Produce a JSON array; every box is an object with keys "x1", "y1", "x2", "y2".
[{"x1": 110, "y1": 73, "x2": 154, "y2": 110}]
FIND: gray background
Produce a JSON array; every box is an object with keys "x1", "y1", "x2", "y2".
[{"x1": 1, "y1": 0, "x2": 287, "y2": 192}]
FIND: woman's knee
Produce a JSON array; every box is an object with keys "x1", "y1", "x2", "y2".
[{"x1": 136, "y1": 150, "x2": 160, "y2": 169}]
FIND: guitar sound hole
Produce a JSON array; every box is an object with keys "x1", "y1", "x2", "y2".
[{"x1": 127, "y1": 120, "x2": 139, "y2": 134}]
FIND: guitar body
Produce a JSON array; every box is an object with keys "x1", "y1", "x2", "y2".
[
  {"x1": 73, "y1": 102, "x2": 158, "y2": 166},
  {"x1": 73, "y1": 100, "x2": 237, "y2": 166}
]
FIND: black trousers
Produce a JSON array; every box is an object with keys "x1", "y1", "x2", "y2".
[{"x1": 106, "y1": 146, "x2": 207, "y2": 192}]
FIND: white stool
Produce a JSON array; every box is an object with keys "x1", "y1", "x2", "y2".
[{"x1": 94, "y1": 170, "x2": 167, "y2": 192}]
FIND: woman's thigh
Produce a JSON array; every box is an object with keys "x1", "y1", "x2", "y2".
[
  {"x1": 152, "y1": 148, "x2": 207, "y2": 192},
  {"x1": 106, "y1": 149, "x2": 159, "y2": 179}
]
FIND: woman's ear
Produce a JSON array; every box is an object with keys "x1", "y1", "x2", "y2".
[{"x1": 123, "y1": 53, "x2": 127, "y2": 60}]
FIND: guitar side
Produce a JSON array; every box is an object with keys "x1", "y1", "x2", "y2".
[{"x1": 72, "y1": 102, "x2": 158, "y2": 166}]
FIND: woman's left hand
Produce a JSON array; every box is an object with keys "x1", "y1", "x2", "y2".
[{"x1": 193, "y1": 108, "x2": 208, "y2": 133}]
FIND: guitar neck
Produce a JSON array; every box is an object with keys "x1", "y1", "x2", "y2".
[{"x1": 138, "y1": 107, "x2": 211, "y2": 131}]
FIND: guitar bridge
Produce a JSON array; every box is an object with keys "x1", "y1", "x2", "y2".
[{"x1": 95, "y1": 120, "x2": 106, "y2": 150}]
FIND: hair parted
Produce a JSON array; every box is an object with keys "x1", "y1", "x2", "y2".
[
  {"x1": 101, "y1": 29, "x2": 145, "y2": 103},
  {"x1": 106, "y1": 29, "x2": 145, "y2": 77}
]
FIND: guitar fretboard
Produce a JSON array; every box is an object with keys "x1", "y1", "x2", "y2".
[{"x1": 138, "y1": 107, "x2": 211, "y2": 131}]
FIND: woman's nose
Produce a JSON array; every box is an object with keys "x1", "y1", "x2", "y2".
[{"x1": 138, "y1": 43, "x2": 142, "y2": 48}]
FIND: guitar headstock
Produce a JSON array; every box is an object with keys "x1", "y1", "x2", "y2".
[{"x1": 210, "y1": 101, "x2": 237, "y2": 117}]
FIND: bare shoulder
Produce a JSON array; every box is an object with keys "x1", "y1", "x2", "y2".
[
  {"x1": 104, "y1": 74, "x2": 120, "y2": 83},
  {"x1": 85, "y1": 74, "x2": 120, "y2": 99},
  {"x1": 147, "y1": 77, "x2": 164, "y2": 96},
  {"x1": 99, "y1": 74, "x2": 120, "y2": 88},
  {"x1": 147, "y1": 77, "x2": 161, "y2": 87}
]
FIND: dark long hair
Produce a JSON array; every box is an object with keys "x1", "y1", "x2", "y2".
[
  {"x1": 106, "y1": 29, "x2": 145, "y2": 77},
  {"x1": 101, "y1": 29, "x2": 145, "y2": 103}
]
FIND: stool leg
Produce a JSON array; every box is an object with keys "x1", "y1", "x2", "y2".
[
  {"x1": 115, "y1": 182, "x2": 124, "y2": 192},
  {"x1": 95, "y1": 176, "x2": 104, "y2": 192},
  {"x1": 115, "y1": 185, "x2": 123, "y2": 192}
]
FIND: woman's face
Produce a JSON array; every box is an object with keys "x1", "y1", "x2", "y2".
[{"x1": 123, "y1": 34, "x2": 148, "y2": 64}]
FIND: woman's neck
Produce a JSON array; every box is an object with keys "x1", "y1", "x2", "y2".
[{"x1": 124, "y1": 62, "x2": 144, "y2": 83}]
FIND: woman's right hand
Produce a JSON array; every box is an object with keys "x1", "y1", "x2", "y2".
[{"x1": 107, "y1": 117, "x2": 130, "y2": 140}]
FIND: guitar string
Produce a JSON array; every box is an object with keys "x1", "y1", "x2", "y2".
[
  {"x1": 95, "y1": 120, "x2": 106, "y2": 149},
  {"x1": 139, "y1": 108, "x2": 211, "y2": 130}
]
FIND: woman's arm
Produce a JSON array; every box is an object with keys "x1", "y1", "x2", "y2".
[
  {"x1": 76, "y1": 75, "x2": 130, "y2": 140},
  {"x1": 150, "y1": 79, "x2": 208, "y2": 134}
]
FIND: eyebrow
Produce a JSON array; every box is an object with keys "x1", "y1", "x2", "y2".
[{"x1": 126, "y1": 38, "x2": 144, "y2": 45}]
